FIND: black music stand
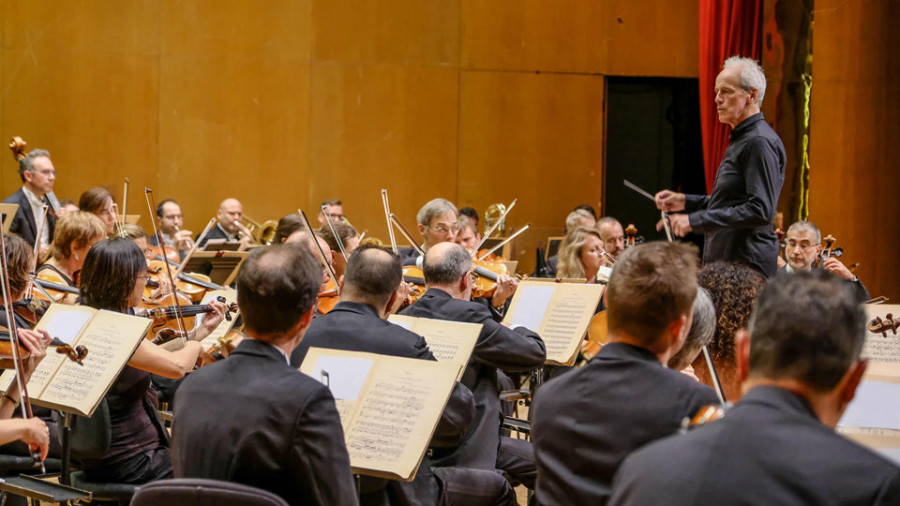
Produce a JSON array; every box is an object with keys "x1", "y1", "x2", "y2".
[{"x1": 180, "y1": 251, "x2": 247, "y2": 287}]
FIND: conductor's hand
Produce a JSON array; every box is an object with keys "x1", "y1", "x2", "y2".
[
  {"x1": 823, "y1": 257, "x2": 855, "y2": 281},
  {"x1": 9, "y1": 418, "x2": 50, "y2": 460},
  {"x1": 654, "y1": 190, "x2": 686, "y2": 213},
  {"x1": 657, "y1": 214, "x2": 692, "y2": 237}
]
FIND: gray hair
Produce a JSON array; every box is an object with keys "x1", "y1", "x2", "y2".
[
  {"x1": 18, "y1": 149, "x2": 51, "y2": 182},
  {"x1": 668, "y1": 287, "x2": 716, "y2": 370},
  {"x1": 786, "y1": 221, "x2": 821, "y2": 244},
  {"x1": 417, "y1": 198, "x2": 458, "y2": 227},
  {"x1": 723, "y1": 56, "x2": 766, "y2": 107},
  {"x1": 423, "y1": 243, "x2": 472, "y2": 285},
  {"x1": 565, "y1": 209, "x2": 595, "y2": 233},
  {"x1": 596, "y1": 216, "x2": 621, "y2": 230}
]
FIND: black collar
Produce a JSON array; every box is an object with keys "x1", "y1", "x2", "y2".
[{"x1": 730, "y1": 112, "x2": 765, "y2": 141}]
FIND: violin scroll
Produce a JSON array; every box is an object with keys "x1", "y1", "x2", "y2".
[
  {"x1": 55, "y1": 344, "x2": 89, "y2": 365},
  {"x1": 868, "y1": 314, "x2": 899, "y2": 338}
]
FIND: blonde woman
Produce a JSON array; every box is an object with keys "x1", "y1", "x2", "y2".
[{"x1": 556, "y1": 226, "x2": 606, "y2": 282}]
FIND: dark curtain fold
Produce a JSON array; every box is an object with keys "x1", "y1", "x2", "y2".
[{"x1": 699, "y1": 0, "x2": 764, "y2": 194}]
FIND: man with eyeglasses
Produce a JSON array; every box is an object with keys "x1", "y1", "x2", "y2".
[
  {"x1": 3, "y1": 148, "x2": 58, "y2": 257},
  {"x1": 779, "y1": 220, "x2": 869, "y2": 301},
  {"x1": 315, "y1": 198, "x2": 345, "y2": 226}
]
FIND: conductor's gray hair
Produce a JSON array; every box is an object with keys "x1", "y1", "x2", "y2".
[
  {"x1": 417, "y1": 198, "x2": 458, "y2": 227},
  {"x1": 723, "y1": 56, "x2": 766, "y2": 107}
]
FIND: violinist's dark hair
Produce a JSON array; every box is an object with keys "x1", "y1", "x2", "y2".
[
  {"x1": 78, "y1": 186, "x2": 115, "y2": 215},
  {"x1": 273, "y1": 213, "x2": 303, "y2": 244},
  {"x1": 2, "y1": 234, "x2": 33, "y2": 298},
  {"x1": 80, "y1": 238, "x2": 146, "y2": 312},
  {"x1": 698, "y1": 262, "x2": 765, "y2": 367},
  {"x1": 748, "y1": 270, "x2": 865, "y2": 392},
  {"x1": 343, "y1": 246, "x2": 401, "y2": 309},
  {"x1": 607, "y1": 241, "x2": 698, "y2": 346},
  {"x1": 423, "y1": 243, "x2": 471, "y2": 286},
  {"x1": 236, "y1": 245, "x2": 320, "y2": 339},
  {"x1": 317, "y1": 221, "x2": 358, "y2": 253},
  {"x1": 459, "y1": 207, "x2": 479, "y2": 225}
]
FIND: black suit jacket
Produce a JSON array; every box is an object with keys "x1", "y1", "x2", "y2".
[
  {"x1": 3, "y1": 188, "x2": 56, "y2": 246},
  {"x1": 610, "y1": 386, "x2": 900, "y2": 505},
  {"x1": 291, "y1": 301, "x2": 476, "y2": 505},
  {"x1": 532, "y1": 342, "x2": 719, "y2": 506},
  {"x1": 398, "y1": 247, "x2": 420, "y2": 267},
  {"x1": 400, "y1": 288, "x2": 546, "y2": 470},
  {"x1": 172, "y1": 339, "x2": 358, "y2": 506}
]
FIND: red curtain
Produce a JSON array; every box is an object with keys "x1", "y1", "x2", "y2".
[{"x1": 699, "y1": 0, "x2": 764, "y2": 194}]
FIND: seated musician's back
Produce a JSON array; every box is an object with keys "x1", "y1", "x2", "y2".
[
  {"x1": 610, "y1": 270, "x2": 900, "y2": 506},
  {"x1": 171, "y1": 245, "x2": 358, "y2": 506},
  {"x1": 531, "y1": 241, "x2": 718, "y2": 506}
]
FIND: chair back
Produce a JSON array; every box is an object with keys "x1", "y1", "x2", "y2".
[
  {"x1": 63, "y1": 399, "x2": 112, "y2": 460},
  {"x1": 131, "y1": 478, "x2": 290, "y2": 506}
]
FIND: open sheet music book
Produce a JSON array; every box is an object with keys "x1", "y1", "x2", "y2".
[
  {"x1": 387, "y1": 315, "x2": 480, "y2": 380},
  {"x1": 197, "y1": 290, "x2": 239, "y2": 352},
  {"x1": 299, "y1": 347, "x2": 461, "y2": 481},
  {"x1": 0, "y1": 304, "x2": 150, "y2": 417},
  {"x1": 838, "y1": 304, "x2": 900, "y2": 464},
  {"x1": 502, "y1": 280, "x2": 605, "y2": 366}
]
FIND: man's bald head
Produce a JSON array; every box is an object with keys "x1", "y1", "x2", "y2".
[
  {"x1": 423, "y1": 242, "x2": 472, "y2": 286},
  {"x1": 343, "y1": 246, "x2": 402, "y2": 310},
  {"x1": 285, "y1": 230, "x2": 333, "y2": 264},
  {"x1": 217, "y1": 198, "x2": 244, "y2": 234}
]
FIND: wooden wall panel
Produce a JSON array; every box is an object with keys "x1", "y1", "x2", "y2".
[
  {"x1": 312, "y1": 0, "x2": 459, "y2": 65},
  {"x1": 808, "y1": 0, "x2": 900, "y2": 300},
  {"x1": 158, "y1": 1, "x2": 311, "y2": 232},
  {"x1": 307, "y1": 63, "x2": 459, "y2": 239},
  {"x1": 1, "y1": 1, "x2": 160, "y2": 211},
  {"x1": 458, "y1": 71, "x2": 605, "y2": 270},
  {"x1": 461, "y1": 0, "x2": 698, "y2": 77}
]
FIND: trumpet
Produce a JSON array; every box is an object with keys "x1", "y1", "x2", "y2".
[{"x1": 238, "y1": 215, "x2": 278, "y2": 245}]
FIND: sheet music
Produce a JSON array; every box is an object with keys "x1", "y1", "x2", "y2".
[
  {"x1": 387, "y1": 315, "x2": 481, "y2": 373},
  {"x1": 862, "y1": 305, "x2": 900, "y2": 365},
  {"x1": 507, "y1": 284, "x2": 555, "y2": 331},
  {"x1": 839, "y1": 381, "x2": 900, "y2": 430},
  {"x1": 40, "y1": 310, "x2": 150, "y2": 416},
  {"x1": 542, "y1": 290, "x2": 593, "y2": 361},
  {"x1": 308, "y1": 355, "x2": 375, "y2": 429},
  {"x1": 41, "y1": 309, "x2": 92, "y2": 345}
]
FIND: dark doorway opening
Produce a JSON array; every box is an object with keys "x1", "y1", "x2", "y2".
[{"x1": 604, "y1": 77, "x2": 706, "y2": 250}]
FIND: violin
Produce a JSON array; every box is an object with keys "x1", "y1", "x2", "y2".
[
  {"x1": 137, "y1": 295, "x2": 236, "y2": 344},
  {"x1": 33, "y1": 270, "x2": 79, "y2": 304},
  {"x1": 146, "y1": 259, "x2": 219, "y2": 303},
  {"x1": 624, "y1": 224, "x2": 644, "y2": 249},
  {"x1": 317, "y1": 278, "x2": 340, "y2": 314},
  {"x1": 0, "y1": 328, "x2": 88, "y2": 367},
  {"x1": 149, "y1": 244, "x2": 179, "y2": 263},
  {"x1": 815, "y1": 234, "x2": 844, "y2": 269},
  {"x1": 402, "y1": 265, "x2": 426, "y2": 305},
  {"x1": 471, "y1": 260, "x2": 509, "y2": 299},
  {"x1": 196, "y1": 329, "x2": 244, "y2": 367},
  {"x1": 12, "y1": 297, "x2": 51, "y2": 326},
  {"x1": 580, "y1": 310, "x2": 608, "y2": 363},
  {"x1": 679, "y1": 404, "x2": 727, "y2": 433}
]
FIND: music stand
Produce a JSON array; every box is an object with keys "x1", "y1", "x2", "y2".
[
  {"x1": 202, "y1": 239, "x2": 242, "y2": 252},
  {"x1": 0, "y1": 203, "x2": 19, "y2": 234},
  {"x1": 124, "y1": 214, "x2": 141, "y2": 225},
  {"x1": 180, "y1": 251, "x2": 247, "y2": 286},
  {"x1": 545, "y1": 236, "x2": 564, "y2": 259}
]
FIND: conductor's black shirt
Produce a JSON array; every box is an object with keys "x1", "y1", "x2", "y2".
[{"x1": 686, "y1": 113, "x2": 785, "y2": 277}]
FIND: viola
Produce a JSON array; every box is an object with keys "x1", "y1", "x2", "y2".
[
  {"x1": 12, "y1": 297, "x2": 51, "y2": 326},
  {"x1": 33, "y1": 270, "x2": 79, "y2": 305},
  {"x1": 471, "y1": 260, "x2": 508, "y2": 299},
  {"x1": 197, "y1": 329, "x2": 244, "y2": 367}
]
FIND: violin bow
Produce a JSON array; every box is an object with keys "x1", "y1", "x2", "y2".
[
  {"x1": 297, "y1": 209, "x2": 340, "y2": 296},
  {"x1": 472, "y1": 199, "x2": 517, "y2": 256},
  {"x1": 380, "y1": 190, "x2": 399, "y2": 254},
  {"x1": 144, "y1": 188, "x2": 189, "y2": 339},
  {"x1": 175, "y1": 218, "x2": 217, "y2": 278},
  {"x1": 121, "y1": 177, "x2": 129, "y2": 225},
  {"x1": 475, "y1": 224, "x2": 531, "y2": 262},
  {"x1": 0, "y1": 231, "x2": 45, "y2": 472},
  {"x1": 389, "y1": 213, "x2": 426, "y2": 256},
  {"x1": 321, "y1": 205, "x2": 348, "y2": 262}
]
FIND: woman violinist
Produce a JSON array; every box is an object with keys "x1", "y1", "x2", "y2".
[
  {"x1": 35, "y1": 211, "x2": 106, "y2": 304},
  {"x1": 556, "y1": 226, "x2": 607, "y2": 284},
  {"x1": 0, "y1": 234, "x2": 58, "y2": 460},
  {"x1": 78, "y1": 187, "x2": 117, "y2": 237},
  {"x1": 75, "y1": 237, "x2": 225, "y2": 484}
]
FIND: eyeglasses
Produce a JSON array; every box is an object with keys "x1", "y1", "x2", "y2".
[
  {"x1": 427, "y1": 224, "x2": 459, "y2": 234},
  {"x1": 785, "y1": 240, "x2": 819, "y2": 251},
  {"x1": 31, "y1": 169, "x2": 57, "y2": 177}
]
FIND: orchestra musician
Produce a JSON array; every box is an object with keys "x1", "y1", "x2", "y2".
[
  {"x1": 458, "y1": 206, "x2": 480, "y2": 232},
  {"x1": 780, "y1": 220, "x2": 870, "y2": 301},
  {"x1": 531, "y1": 242, "x2": 718, "y2": 506},
  {"x1": 596, "y1": 217, "x2": 625, "y2": 261},
  {"x1": 272, "y1": 213, "x2": 303, "y2": 244},
  {"x1": 0, "y1": 234, "x2": 59, "y2": 461},
  {"x1": 694, "y1": 262, "x2": 765, "y2": 402},
  {"x1": 172, "y1": 245, "x2": 358, "y2": 506},
  {"x1": 555, "y1": 226, "x2": 606, "y2": 282},
  {"x1": 610, "y1": 271, "x2": 900, "y2": 505},
  {"x1": 667, "y1": 287, "x2": 716, "y2": 381},
  {"x1": 75, "y1": 238, "x2": 225, "y2": 485},
  {"x1": 655, "y1": 56, "x2": 785, "y2": 277},
  {"x1": 285, "y1": 229, "x2": 334, "y2": 295},
  {"x1": 316, "y1": 220, "x2": 360, "y2": 280},
  {"x1": 540, "y1": 208, "x2": 599, "y2": 277},
  {"x1": 78, "y1": 187, "x2": 118, "y2": 237},
  {"x1": 148, "y1": 199, "x2": 193, "y2": 252},
  {"x1": 3, "y1": 148, "x2": 57, "y2": 256},
  {"x1": 315, "y1": 198, "x2": 345, "y2": 225},
  {"x1": 400, "y1": 242, "x2": 546, "y2": 492},
  {"x1": 196, "y1": 198, "x2": 253, "y2": 250},
  {"x1": 36, "y1": 211, "x2": 106, "y2": 303},
  {"x1": 455, "y1": 218, "x2": 480, "y2": 253},
  {"x1": 290, "y1": 245, "x2": 516, "y2": 505}
]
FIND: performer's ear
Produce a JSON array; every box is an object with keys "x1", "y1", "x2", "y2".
[{"x1": 736, "y1": 329, "x2": 751, "y2": 384}]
